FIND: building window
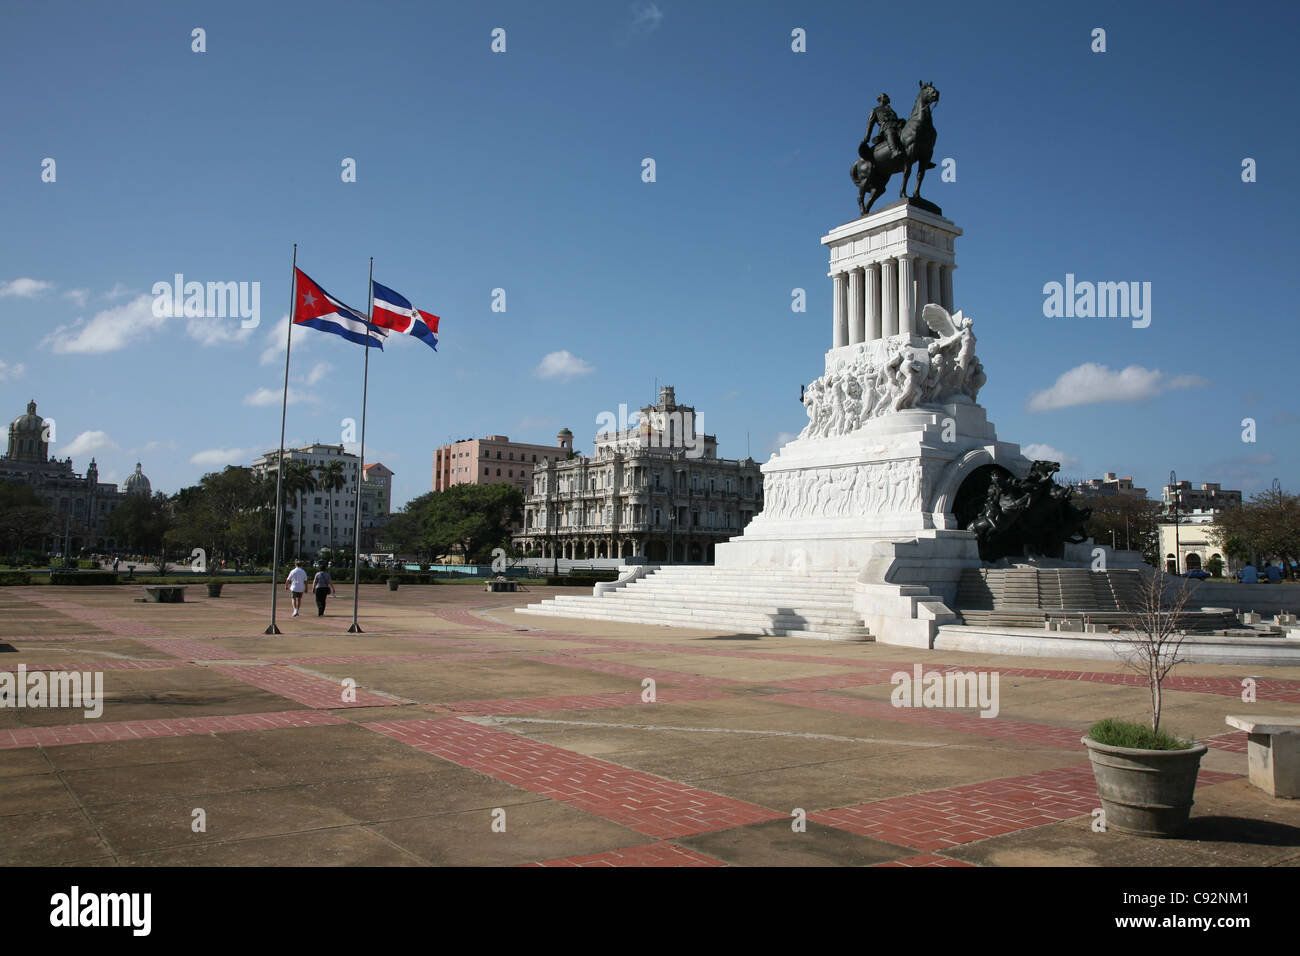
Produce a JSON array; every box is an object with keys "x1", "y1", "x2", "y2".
[{"x1": 496, "y1": 469, "x2": 501, "y2": 476}]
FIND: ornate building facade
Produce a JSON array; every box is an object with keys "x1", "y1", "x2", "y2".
[
  {"x1": 512, "y1": 388, "x2": 764, "y2": 562},
  {"x1": 0, "y1": 400, "x2": 149, "y2": 552}
]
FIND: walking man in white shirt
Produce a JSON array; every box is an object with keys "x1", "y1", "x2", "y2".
[{"x1": 286, "y1": 560, "x2": 308, "y2": 617}]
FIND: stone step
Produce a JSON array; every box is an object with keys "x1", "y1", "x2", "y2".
[
  {"x1": 517, "y1": 603, "x2": 872, "y2": 641},
  {"x1": 547, "y1": 596, "x2": 864, "y2": 627},
  {"x1": 619, "y1": 583, "x2": 857, "y2": 602}
]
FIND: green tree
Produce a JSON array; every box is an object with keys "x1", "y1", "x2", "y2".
[
  {"x1": 106, "y1": 492, "x2": 173, "y2": 557},
  {"x1": 384, "y1": 485, "x2": 522, "y2": 564},
  {"x1": 1212, "y1": 486, "x2": 1300, "y2": 578},
  {"x1": 0, "y1": 481, "x2": 54, "y2": 555},
  {"x1": 278, "y1": 462, "x2": 318, "y2": 561},
  {"x1": 1080, "y1": 496, "x2": 1163, "y2": 567},
  {"x1": 317, "y1": 459, "x2": 347, "y2": 554}
]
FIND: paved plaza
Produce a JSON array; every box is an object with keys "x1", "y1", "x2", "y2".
[{"x1": 3, "y1": 583, "x2": 1300, "y2": 867}]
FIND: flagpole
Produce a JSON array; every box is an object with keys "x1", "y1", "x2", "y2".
[
  {"x1": 266, "y1": 243, "x2": 297, "y2": 635},
  {"x1": 348, "y1": 257, "x2": 375, "y2": 634}
]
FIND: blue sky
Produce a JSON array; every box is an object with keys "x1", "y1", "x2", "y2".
[{"x1": 1, "y1": 0, "x2": 1296, "y2": 508}]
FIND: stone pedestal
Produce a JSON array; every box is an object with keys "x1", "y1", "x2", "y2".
[{"x1": 1225, "y1": 715, "x2": 1300, "y2": 798}]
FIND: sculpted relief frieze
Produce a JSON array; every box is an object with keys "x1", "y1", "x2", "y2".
[{"x1": 800, "y1": 305, "x2": 985, "y2": 440}]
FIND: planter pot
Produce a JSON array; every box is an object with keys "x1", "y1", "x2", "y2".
[
  {"x1": 206, "y1": 583, "x2": 223, "y2": 598},
  {"x1": 1082, "y1": 736, "x2": 1207, "y2": 837},
  {"x1": 387, "y1": 580, "x2": 399, "y2": 591}
]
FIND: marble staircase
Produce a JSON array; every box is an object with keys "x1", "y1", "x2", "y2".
[{"x1": 515, "y1": 566, "x2": 872, "y2": 641}]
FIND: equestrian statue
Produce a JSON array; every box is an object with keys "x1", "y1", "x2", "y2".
[{"x1": 851, "y1": 81, "x2": 940, "y2": 217}]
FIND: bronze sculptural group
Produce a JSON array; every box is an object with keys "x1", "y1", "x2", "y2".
[
  {"x1": 967, "y1": 461, "x2": 1093, "y2": 561},
  {"x1": 851, "y1": 81, "x2": 940, "y2": 216}
]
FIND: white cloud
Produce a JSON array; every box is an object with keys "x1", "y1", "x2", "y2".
[
  {"x1": 0, "y1": 278, "x2": 53, "y2": 298},
  {"x1": 535, "y1": 350, "x2": 595, "y2": 382},
  {"x1": 1027, "y1": 363, "x2": 1209, "y2": 412},
  {"x1": 44, "y1": 294, "x2": 167, "y2": 354},
  {"x1": 242, "y1": 386, "x2": 318, "y2": 407},
  {"x1": 303, "y1": 361, "x2": 333, "y2": 386},
  {"x1": 1021, "y1": 443, "x2": 1079, "y2": 469},
  {"x1": 631, "y1": 1, "x2": 664, "y2": 33},
  {"x1": 62, "y1": 288, "x2": 89, "y2": 307},
  {"x1": 259, "y1": 313, "x2": 311, "y2": 365},
  {"x1": 0, "y1": 360, "x2": 24, "y2": 382},
  {"x1": 105, "y1": 281, "x2": 132, "y2": 300},
  {"x1": 190, "y1": 447, "x2": 254, "y2": 467},
  {"x1": 63, "y1": 430, "x2": 119, "y2": 457},
  {"x1": 186, "y1": 315, "x2": 256, "y2": 347},
  {"x1": 768, "y1": 431, "x2": 797, "y2": 453},
  {"x1": 142, "y1": 439, "x2": 179, "y2": 453}
]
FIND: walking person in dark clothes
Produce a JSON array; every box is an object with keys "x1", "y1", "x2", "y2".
[{"x1": 313, "y1": 564, "x2": 336, "y2": 616}]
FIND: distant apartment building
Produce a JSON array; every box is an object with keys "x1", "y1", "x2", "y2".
[
  {"x1": 360, "y1": 462, "x2": 394, "y2": 549},
  {"x1": 1156, "y1": 480, "x2": 1242, "y2": 575},
  {"x1": 1161, "y1": 480, "x2": 1241, "y2": 515},
  {"x1": 252, "y1": 443, "x2": 395, "y2": 554},
  {"x1": 1071, "y1": 473, "x2": 1148, "y2": 500},
  {"x1": 433, "y1": 431, "x2": 573, "y2": 493}
]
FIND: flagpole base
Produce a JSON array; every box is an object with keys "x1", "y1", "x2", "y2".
[
  {"x1": 347, "y1": 623, "x2": 364, "y2": 633},
  {"x1": 264, "y1": 624, "x2": 282, "y2": 635}
]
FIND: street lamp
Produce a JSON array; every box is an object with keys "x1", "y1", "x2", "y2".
[{"x1": 1169, "y1": 469, "x2": 1180, "y2": 575}]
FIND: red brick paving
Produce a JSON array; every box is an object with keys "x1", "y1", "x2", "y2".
[
  {"x1": 524, "y1": 842, "x2": 726, "y2": 867},
  {"x1": 209, "y1": 664, "x2": 407, "y2": 709},
  {"x1": 524, "y1": 653, "x2": 743, "y2": 689},
  {"x1": 976, "y1": 666, "x2": 1300, "y2": 703},
  {"x1": 133, "y1": 638, "x2": 229, "y2": 660},
  {"x1": 763, "y1": 668, "x2": 908, "y2": 691},
  {"x1": 0, "y1": 709, "x2": 347, "y2": 750},
  {"x1": 811, "y1": 765, "x2": 1240, "y2": 852},
  {"x1": 2, "y1": 634, "x2": 118, "y2": 642},
  {"x1": 428, "y1": 686, "x2": 734, "y2": 716},
  {"x1": 0, "y1": 659, "x2": 183, "y2": 672},
  {"x1": 876, "y1": 853, "x2": 976, "y2": 867},
  {"x1": 771, "y1": 690, "x2": 1087, "y2": 750},
  {"x1": 364, "y1": 716, "x2": 785, "y2": 838},
  {"x1": 1203, "y1": 732, "x2": 1249, "y2": 753}
]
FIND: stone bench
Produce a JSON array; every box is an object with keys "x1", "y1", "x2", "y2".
[
  {"x1": 1224, "y1": 715, "x2": 1300, "y2": 798},
  {"x1": 143, "y1": 586, "x2": 187, "y2": 603},
  {"x1": 486, "y1": 580, "x2": 518, "y2": 592}
]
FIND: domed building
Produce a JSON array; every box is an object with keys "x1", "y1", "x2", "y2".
[
  {"x1": 0, "y1": 399, "x2": 143, "y2": 553},
  {"x1": 124, "y1": 462, "x2": 152, "y2": 497}
]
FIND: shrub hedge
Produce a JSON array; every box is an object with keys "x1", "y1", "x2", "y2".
[
  {"x1": 0, "y1": 571, "x2": 31, "y2": 586},
  {"x1": 544, "y1": 572, "x2": 620, "y2": 586},
  {"x1": 49, "y1": 571, "x2": 119, "y2": 586}
]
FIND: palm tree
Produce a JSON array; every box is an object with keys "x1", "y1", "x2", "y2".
[
  {"x1": 282, "y1": 462, "x2": 318, "y2": 560},
  {"x1": 317, "y1": 459, "x2": 347, "y2": 555}
]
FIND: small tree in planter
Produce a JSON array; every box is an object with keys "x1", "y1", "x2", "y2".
[{"x1": 1083, "y1": 568, "x2": 1205, "y2": 837}]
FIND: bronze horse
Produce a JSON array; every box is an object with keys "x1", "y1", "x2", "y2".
[{"x1": 851, "y1": 81, "x2": 939, "y2": 216}]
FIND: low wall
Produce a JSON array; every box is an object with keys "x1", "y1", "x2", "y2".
[{"x1": 1180, "y1": 580, "x2": 1300, "y2": 615}]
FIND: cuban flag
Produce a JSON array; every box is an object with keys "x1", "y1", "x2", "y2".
[
  {"x1": 293, "y1": 268, "x2": 388, "y2": 349},
  {"x1": 371, "y1": 280, "x2": 439, "y2": 351}
]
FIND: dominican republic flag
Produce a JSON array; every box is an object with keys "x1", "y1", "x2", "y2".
[
  {"x1": 370, "y1": 280, "x2": 439, "y2": 351},
  {"x1": 293, "y1": 268, "x2": 388, "y2": 349}
]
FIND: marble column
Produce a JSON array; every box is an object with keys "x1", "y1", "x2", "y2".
[
  {"x1": 832, "y1": 271, "x2": 848, "y2": 348},
  {"x1": 915, "y1": 259, "x2": 929, "y2": 328},
  {"x1": 881, "y1": 259, "x2": 898, "y2": 337},
  {"x1": 940, "y1": 265, "x2": 954, "y2": 312},
  {"x1": 865, "y1": 263, "x2": 882, "y2": 340},
  {"x1": 897, "y1": 255, "x2": 916, "y2": 337},
  {"x1": 927, "y1": 261, "x2": 941, "y2": 308},
  {"x1": 848, "y1": 268, "x2": 865, "y2": 345}
]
